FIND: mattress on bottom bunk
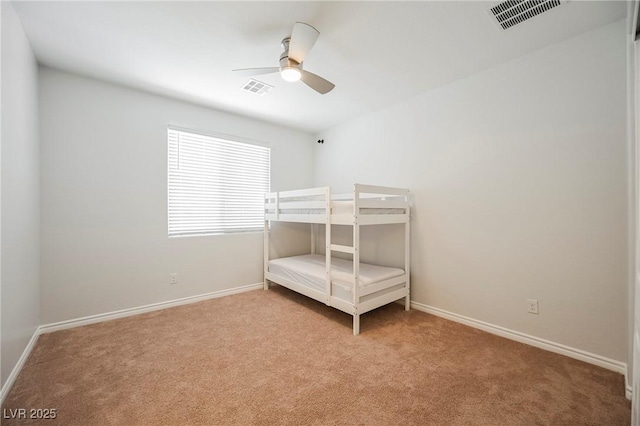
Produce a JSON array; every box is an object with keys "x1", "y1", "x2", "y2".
[{"x1": 268, "y1": 254, "x2": 404, "y2": 302}]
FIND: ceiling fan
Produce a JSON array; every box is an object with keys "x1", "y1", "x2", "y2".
[{"x1": 233, "y1": 22, "x2": 335, "y2": 95}]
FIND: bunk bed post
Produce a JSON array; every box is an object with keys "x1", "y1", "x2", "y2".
[
  {"x1": 353, "y1": 314, "x2": 360, "y2": 336},
  {"x1": 311, "y1": 224, "x2": 316, "y2": 255},
  {"x1": 405, "y1": 205, "x2": 411, "y2": 311},
  {"x1": 353, "y1": 184, "x2": 361, "y2": 335},
  {"x1": 264, "y1": 193, "x2": 270, "y2": 290},
  {"x1": 325, "y1": 187, "x2": 331, "y2": 306}
]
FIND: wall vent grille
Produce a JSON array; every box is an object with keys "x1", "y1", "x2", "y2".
[
  {"x1": 242, "y1": 79, "x2": 273, "y2": 96},
  {"x1": 489, "y1": 0, "x2": 563, "y2": 30}
]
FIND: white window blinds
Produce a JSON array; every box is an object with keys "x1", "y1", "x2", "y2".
[{"x1": 168, "y1": 128, "x2": 270, "y2": 237}]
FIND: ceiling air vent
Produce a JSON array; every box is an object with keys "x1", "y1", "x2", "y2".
[
  {"x1": 241, "y1": 79, "x2": 273, "y2": 96},
  {"x1": 489, "y1": 0, "x2": 564, "y2": 30}
]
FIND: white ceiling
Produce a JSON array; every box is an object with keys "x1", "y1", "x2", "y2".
[{"x1": 12, "y1": 1, "x2": 628, "y2": 133}]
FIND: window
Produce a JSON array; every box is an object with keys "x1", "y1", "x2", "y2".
[{"x1": 168, "y1": 127, "x2": 270, "y2": 237}]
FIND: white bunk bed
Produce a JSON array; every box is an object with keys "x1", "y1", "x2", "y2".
[{"x1": 264, "y1": 184, "x2": 411, "y2": 335}]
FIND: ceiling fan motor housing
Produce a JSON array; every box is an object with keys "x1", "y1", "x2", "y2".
[{"x1": 280, "y1": 37, "x2": 302, "y2": 72}]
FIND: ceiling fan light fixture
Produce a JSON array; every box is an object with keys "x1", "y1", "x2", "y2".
[{"x1": 281, "y1": 67, "x2": 301, "y2": 82}]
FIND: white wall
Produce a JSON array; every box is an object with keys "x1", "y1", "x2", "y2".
[
  {"x1": 627, "y1": 1, "x2": 637, "y2": 400},
  {"x1": 632, "y1": 28, "x2": 640, "y2": 420},
  {"x1": 39, "y1": 67, "x2": 314, "y2": 324},
  {"x1": 315, "y1": 20, "x2": 628, "y2": 363},
  {"x1": 1, "y1": 1, "x2": 40, "y2": 386}
]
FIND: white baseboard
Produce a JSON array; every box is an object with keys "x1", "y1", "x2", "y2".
[
  {"x1": 627, "y1": 385, "x2": 633, "y2": 400},
  {"x1": 39, "y1": 283, "x2": 263, "y2": 334},
  {"x1": 0, "y1": 283, "x2": 263, "y2": 405},
  {"x1": 411, "y1": 301, "x2": 629, "y2": 381},
  {"x1": 0, "y1": 328, "x2": 40, "y2": 406}
]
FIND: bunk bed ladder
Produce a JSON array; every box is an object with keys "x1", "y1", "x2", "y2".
[
  {"x1": 327, "y1": 185, "x2": 362, "y2": 335},
  {"x1": 324, "y1": 187, "x2": 332, "y2": 306}
]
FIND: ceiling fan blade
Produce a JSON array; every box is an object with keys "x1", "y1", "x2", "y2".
[
  {"x1": 300, "y1": 70, "x2": 335, "y2": 94},
  {"x1": 232, "y1": 67, "x2": 279, "y2": 76},
  {"x1": 288, "y1": 22, "x2": 319, "y2": 63}
]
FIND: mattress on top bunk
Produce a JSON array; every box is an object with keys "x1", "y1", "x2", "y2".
[
  {"x1": 333, "y1": 201, "x2": 403, "y2": 215},
  {"x1": 272, "y1": 200, "x2": 404, "y2": 215},
  {"x1": 268, "y1": 254, "x2": 404, "y2": 302}
]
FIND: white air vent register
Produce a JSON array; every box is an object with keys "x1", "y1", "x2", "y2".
[{"x1": 242, "y1": 79, "x2": 273, "y2": 96}]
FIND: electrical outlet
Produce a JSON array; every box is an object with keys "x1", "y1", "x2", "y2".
[
  {"x1": 169, "y1": 273, "x2": 178, "y2": 285},
  {"x1": 527, "y1": 298, "x2": 539, "y2": 314}
]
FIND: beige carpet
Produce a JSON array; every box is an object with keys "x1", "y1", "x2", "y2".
[{"x1": 2, "y1": 285, "x2": 630, "y2": 425}]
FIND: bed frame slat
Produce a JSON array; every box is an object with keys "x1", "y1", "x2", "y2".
[
  {"x1": 330, "y1": 244, "x2": 355, "y2": 254},
  {"x1": 354, "y1": 183, "x2": 410, "y2": 196}
]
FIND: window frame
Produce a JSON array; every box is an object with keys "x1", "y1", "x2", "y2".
[{"x1": 167, "y1": 126, "x2": 271, "y2": 238}]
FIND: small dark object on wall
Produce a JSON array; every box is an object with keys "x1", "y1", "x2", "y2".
[{"x1": 317, "y1": 139, "x2": 324, "y2": 144}]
